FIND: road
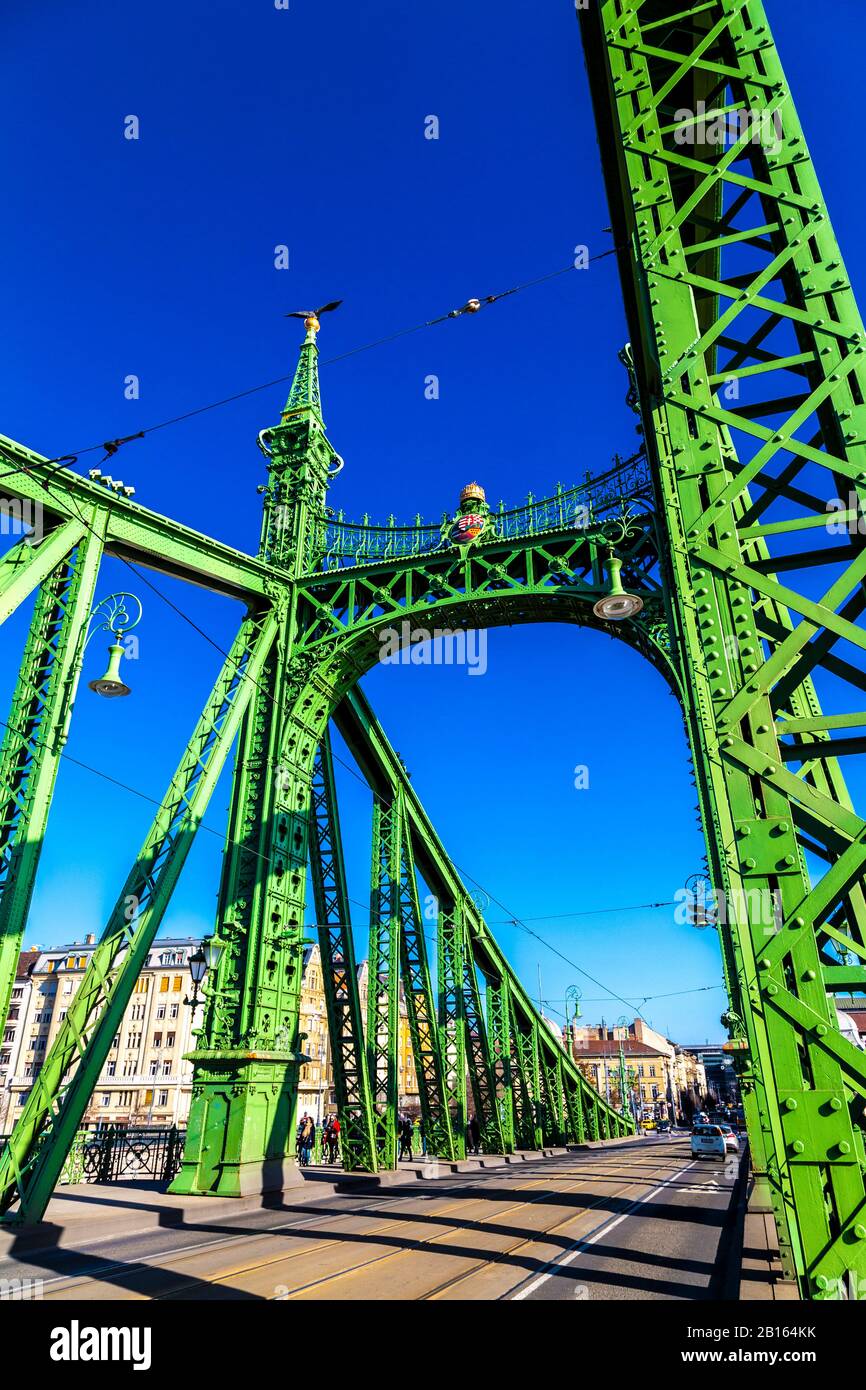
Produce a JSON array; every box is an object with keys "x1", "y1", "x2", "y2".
[{"x1": 0, "y1": 1136, "x2": 743, "y2": 1301}]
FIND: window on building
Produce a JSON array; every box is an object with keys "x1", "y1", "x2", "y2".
[
  {"x1": 149, "y1": 1061, "x2": 158, "y2": 1077},
  {"x1": 157, "y1": 1090, "x2": 169, "y2": 1107},
  {"x1": 159, "y1": 977, "x2": 169, "y2": 993},
  {"x1": 100, "y1": 1093, "x2": 110, "y2": 1107},
  {"x1": 169, "y1": 1003, "x2": 179, "y2": 1019},
  {"x1": 172, "y1": 976, "x2": 182, "y2": 992},
  {"x1": 7, "y1": 1007, "x2": 19, "y2": 1021},
  {"x1": 155, "y1": 1005, "x2": 166, "y2": 1020},
  {"x1": 166, "y1": 1033, "x2": 175, "y2": 1049},
  {"x1": 3, "y1": 1029, "x2": 14, "y2": 1044},
  {"x1": 153, "y1": 1033, "x2": 162, "y2": 1048},
  {"x1": 63, "y1": 981, "x2": 73, "y2": 995},
  {"x1": 134, "y1": 978, "x2": 149, "y2": 994},
  {"x1": 106, "y1": 1062, "x2": 116, "y2": 1077},
  {"x1": 11, "y1": 988, "x2": 22, "y2": 1001}
]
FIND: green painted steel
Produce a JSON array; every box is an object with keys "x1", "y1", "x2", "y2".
[
  {"x1": 0, "y1": 608, "x2": 277, "y2": 1220},
  {"x1": 366, "y1": 796, "x2": 400, "y2": 1168},
  {"x1": 578, "y1": 0, "x2": 866, "y2": 1296},
  {"x1": 393, "y1": 793, "x2": 457, "y2": 1160},
  {"x1": 0, "y1": 520, "x2": 104, "y2": 1032},
  {"x1": 485, "y1": 972, "x2": 515, "y2": 1152},
  {"x1": 308, "y1": 733, "x2": 378, "y2": 1173},
  {"x1": 437, "y1": 905, "x2": 468, "y2": 1159},
  {"x1": 0, "y1": 520, "x2": 87, "y2": 628}
]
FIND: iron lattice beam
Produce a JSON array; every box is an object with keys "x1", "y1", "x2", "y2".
[
  {"x1": 0, "y1": 607, "x2": 277, "y2": 1221},
  {"x1": 0, "y1": 520, "x2": 105, "y2": 1029},
  {"x1": 579, "y1": 0, "x2": 866, "y2": 1295},
  {"x1": 308, "y1": 732, "x2": 378, "y2": 1172}
]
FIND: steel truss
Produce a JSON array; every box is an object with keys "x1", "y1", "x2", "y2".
[{"x1": 0, "y1": 0, "x2": 858, "y2": 1300}]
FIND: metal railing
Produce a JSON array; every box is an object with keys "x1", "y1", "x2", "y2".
[{"x1": 318, "y1": 453, "x2": 652, "y2": 570}]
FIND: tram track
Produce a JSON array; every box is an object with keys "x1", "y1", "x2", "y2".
[
  {"x1": 226, "y1": 1150, "x2": 690, "y2": 1302},
  {"x1": 28, "y1": 1144, "x2": 691, "y2": 1301}
]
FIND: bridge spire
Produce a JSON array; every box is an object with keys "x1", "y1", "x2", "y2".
[{"x1": 281, "y1": 314, "x2": 324, "y2": 428}]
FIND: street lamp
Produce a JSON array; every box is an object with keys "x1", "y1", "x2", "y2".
[
  {"x1": 184, "y1": 938, "x2": 222, "y2": 1009},
  {"x1": 592, "y1": 552, "x2": 643, "y2": 621},
  {"x1": 563, "y1": 985, "x2": 582, "y2": 1054},
  {"x1": 85, "y1": 593, "x2": 142, "y2": 698}
]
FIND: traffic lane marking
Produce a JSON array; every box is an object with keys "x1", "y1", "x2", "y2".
[{"x1": 511, "y1": 1160, "x2": 698, "y2": 1300}]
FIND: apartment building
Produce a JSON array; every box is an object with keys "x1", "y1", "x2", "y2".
[{"x1": 6, "y1": 937, "x2": 204, "y2": 1129}]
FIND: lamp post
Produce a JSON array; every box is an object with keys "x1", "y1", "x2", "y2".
[
  {"x1": 85, "y1": 592, "x2": 142, "y2": 698},
  {"x1": 184, "y1": 938, "x2": 223, "y2": 1011},
  {"x1": 615, "y1": 1014, "x2": 632, "y2": 1114},
  {"x1": 563, "y1": 985, "x2": 582, "y2": 1057}
]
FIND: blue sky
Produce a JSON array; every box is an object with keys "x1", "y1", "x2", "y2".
[{"x1": 2, "y1": 0, "x2": 864, "y2": 1043}]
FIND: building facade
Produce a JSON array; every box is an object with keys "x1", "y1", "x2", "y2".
[
  {"x1": 4, "y1": 937, "x2": 204, "y2": 1130},
  {"x1": 566, "y1": 1019, "x2": 708, "y2": 1123},
  {"x1": 0, "y1": 951, "x2": 38, "y2": 1133}
]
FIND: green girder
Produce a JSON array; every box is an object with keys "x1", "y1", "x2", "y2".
[
  {"x1": 0, "y1": 518, "x2": 104, "y2": 1030},
  {"x1": 308, "y1": 732, "x2": 378, "y2": 1173},
  {"x1": 579, "y1": 0, "x2": 866, "y2": 1296},
  {"x1": 0, "y1": 607, "x2": 277, "y2": 1219}
]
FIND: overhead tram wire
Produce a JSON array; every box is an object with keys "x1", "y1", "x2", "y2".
[{"x1": 0, "y1": 247, "x2": 621, "y2": 481}]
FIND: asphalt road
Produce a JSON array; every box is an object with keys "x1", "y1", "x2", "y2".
[{"x1": 0, "y1": 1136, "x2": 743, "y2": 1301}]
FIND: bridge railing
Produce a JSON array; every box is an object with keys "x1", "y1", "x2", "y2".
[{"x1": 319, "y1": 452, "x2": 651, "y2": 570}]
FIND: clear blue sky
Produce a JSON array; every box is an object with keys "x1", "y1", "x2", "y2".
[{"x1": 2, "y1": 1, "x2": 864, "y2": 1044}]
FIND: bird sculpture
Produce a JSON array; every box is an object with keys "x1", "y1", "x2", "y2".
[{"x1": 284, "y1": 300, "x2": 343, "y2": 333}]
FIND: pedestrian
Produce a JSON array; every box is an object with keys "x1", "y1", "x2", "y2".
[
  {"x1": 399, "y1": 1113, "x2": 413, "y2": 1160},
  {"x1": 297, "y1": 1112, "x2": 315, "y2": 1167},
  {"x1": 419, "y1": 1117, "x2": 426, "y2": 1157},
  {"x1": 468, "y1": 1114, "x2": 480, "y2": 1154},
  {"x1": 328, "y1": 1116, "x2": 340, "y2": 1164}
]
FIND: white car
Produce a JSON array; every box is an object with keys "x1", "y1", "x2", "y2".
[
  {"x1": 690, "y1": 1124, "x2": 727, "y2": 1160},
  {"x1": 716, "y1": 1123, "x2": 740, "y2": 1154}
]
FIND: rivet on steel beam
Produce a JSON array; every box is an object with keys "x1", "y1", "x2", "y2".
[{"x1": 784, "y1": 1096, "x2": 797, "y2": 1109}]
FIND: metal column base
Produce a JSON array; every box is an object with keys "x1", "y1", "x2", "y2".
[{"x1": 170, "y1": 1050, "x2": 304, "y2": 1198}]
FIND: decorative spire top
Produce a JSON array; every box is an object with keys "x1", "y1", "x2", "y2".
[
  {"x1": 281, "y1": 328, "x2": 324, "y2": 425},
  {"x1": 280, "y1": 299, "x2": 343, "y2": 427}
]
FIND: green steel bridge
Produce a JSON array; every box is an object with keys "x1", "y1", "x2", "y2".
[{"x1": 0, "y1": 0, "x2": 865, "y2": 1302}]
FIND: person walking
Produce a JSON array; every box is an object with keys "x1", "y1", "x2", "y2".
[
  {"x1": 328, "y1": 1116, "x2": 340, "y2": 1164},
  {"x1": 398, "y1": 1113, "x2": 413, "y2": 1160},
  {"x1": 297, "y1": 1112, "x2": 315, "y2": 1167},
  {"x1": 468, "y1": 1114, "x2": 480, "y2": 1155}
]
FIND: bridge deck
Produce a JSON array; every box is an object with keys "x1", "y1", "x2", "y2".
[{"x1": 0, "y1": 1137, "x2": 745, "y2": 1301}]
